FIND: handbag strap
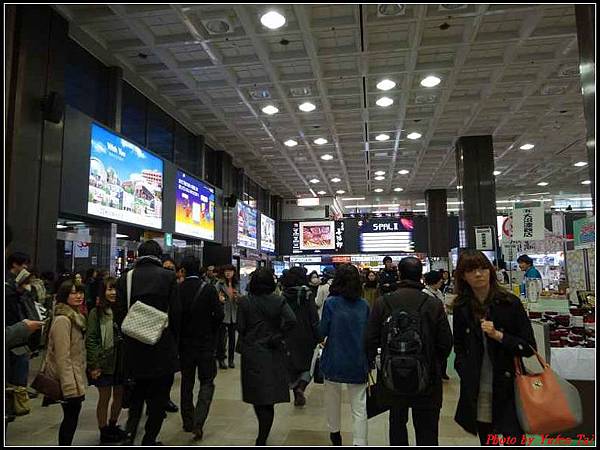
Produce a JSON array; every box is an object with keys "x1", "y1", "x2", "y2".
[
  {"x1": 514, "y1": 345, "x2": 548, "y2": 376},
  {"x1": 126, "y1": 269, "x2": 134, "y2": 310}
]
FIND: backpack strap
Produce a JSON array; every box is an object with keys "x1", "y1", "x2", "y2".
[{"x1": 191, "y1": 280, "x2": 208, "y2": 310}]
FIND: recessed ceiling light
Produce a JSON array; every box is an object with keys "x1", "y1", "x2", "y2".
[
  {"x1": 376, "y1": 79, "x2": 396, "y2": 91},
  {"x1": 537, "y1": 182, "x2": 549, "y2": 186},
  {"x1": 314, "y1": 138, "x2": 328, "y2": 145},
  {"x1": 317, "y1": 190, "x2": 327, "y2": 195},
  {"x1": 394, "y1": 187, "x2": 404, "y2": 192},
  {"x1": 374, "y1": 170, "x2": 386, "y2": 176},
  {"x1": 299, "y1": 102, "x2": 316, "y2": 112},
  {"x1": 56, "y1": 224, "x2": 68, "y2": 229},
  {"x1": 398, "y1": 169, "x2": 410, "y2": 175},
  {"x1": 331, "y1": 177, "x2": 341, "y2": 183},
  {"x1": 374, "y1": 188, "x2": 384, "y2": 193},
  {"x1": 493, "y1": 170, "x2": 502, "y2": 176},
  {"x1": 260, "y1": 11, "x2": 286, "y2": 30},
  {"x1": 574, "y1": 161, "x2": 588, "y2": 167},
  {"x1": 262, "y1": 105, "x2": 279, "y2": 115},
  {"x1": 284, "y1": 139, "x2": 298, "y2": 147},
  {"x1": 376, "y1": 96, "x2": 394, "y2": 107},
  {"x1": 374, "y1": 176, "x2": 385, "y2": 181},
  {"x1": 407, "y1": 132, "x2": 422, "y2": 140},
  {"x1": 375, "y1": 133, "x2": 390, "y2": 141},
  {"x1": 320, "y1": 154, "x2": 334, "y2": 161},
  {"x1": 309, "y1": 178, "x2": 320, "y2": 184},
  {"x1": 336, "y1": 190, "x2": 346, "y2": 194},
  {"x1": 457, "y1": 185, "x2": 463, "y2": 189},
  {"x1": 520, "y1": 143, "x2": 535, "y2": 150},
  {"x1": 581, "y1": 180, "x2": 592, "y2": 185},
  {"x1": 416, "y1": 202, "x2": 426, "y2": 206},
  {"x1": 420, "y1": 75, "x2": 441, "y2": 87},
  {"x1": 116, "y1": 233, "x2": 129, "y2": 239}
]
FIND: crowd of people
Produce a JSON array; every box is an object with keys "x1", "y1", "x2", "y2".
[{"x1": 6, "y1": 233, "x2": 539, "y2": 447}]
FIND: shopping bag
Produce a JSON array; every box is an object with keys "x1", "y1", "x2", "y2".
[
  {"x1": 367, "y1": 371, "x2": 390, "y2": 419},
  {"x1": 514, "y1": 348, "x2": 582, "y2": 434},
  {"x1": 310, "y1": 346, "x2": 324, "y2": 384},
  {"x1": 6, "y1": 385, "x2": 31, "y2": 416}
]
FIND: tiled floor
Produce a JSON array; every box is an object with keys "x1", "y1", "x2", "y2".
[{"x1": 5, "y1": 354, "x2": 480, "y2": 447}]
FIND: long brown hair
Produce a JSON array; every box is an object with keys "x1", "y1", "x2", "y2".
[{"x1": 96, "y1": 277, "x2": 117, "y2": 314}]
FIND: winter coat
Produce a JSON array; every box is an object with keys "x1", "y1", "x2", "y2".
[
  {"x1": 366, "y1": 280, "x2": 453, "y2": 409},
  {"x1": 5, "y1": 280, "x2": 42, "y2": 354},
  {"x1": 216, "y1": 280, "x2": 239, "y2": 324},
  {"x1": 362, "y1": 284, "x2": 380, "y2": 309},
  {"x1": 114, "y1": 256, "x2": 181, "y2": 379},
  {"x1": 237, "y1": 294, "x2": 296, "y2": 405},
  {"x1": 282, "y1": 286, "x2": 320, "y2": 375},
  {"x1": 44, "y1": 303, "x2": 87, "y2": 398},
  {"x1": 378, "y1": 268, "x2": 399, "y2": 294},
  {"x1": 179, "y1": 276, "x2": 224, "y2": 355},
  {"x1": 86, "y1": 307, "x2": 122, "y2": 375},
  {"x1": 319, "y1": 295, "x2": 370, "y2": 384},
  {"x1": 315, "y1": 280, "x2": 332, "y2": 317},
  {"x1": 453, "y1": 289, "x2": 536, "y2": 435}
]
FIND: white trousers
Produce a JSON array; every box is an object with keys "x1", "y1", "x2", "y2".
[{"x1": 324, "y1": 380, "x2": 368, "y2": 446}]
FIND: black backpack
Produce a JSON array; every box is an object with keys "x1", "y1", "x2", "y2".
[{"x1": 380, "y1": 292, "x2": 431, "y2": 395}]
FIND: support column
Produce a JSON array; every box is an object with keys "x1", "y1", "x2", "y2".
[
  {"x1": 425, "y1": 189, "x2": 449, "y2": 257},
  {"x1": 455, "y1": 135, "x2": 498, "y2": 251},
  {"x1": 107, "y1": 66, "x2": 123, "y2": 132},
  {"x1": 575, "y1": 5, "x2": 595, "y2": 210}
]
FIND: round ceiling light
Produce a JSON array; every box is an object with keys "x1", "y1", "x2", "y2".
[
  {"x1": 574, "y1": 161, "x2": 588, "y2": 167},
  {"x1": 314, "y1": 138, "x2": 328, "y2": 145},
  {"x1": 394, "y1": 187, "x2": 404, "y2": 192},
  {"x1": 331, "y1": 177, "x2": 341, "y2": 183},
  {"x1": 374, "y1": 170, "x2": 386, "y2": 176},
  {"x1": 374, "y1": 188, "x2": 384, "y2": 193},
  {"x1": 317, "y1": 190, "x2": 327, "y2": 195},
  {"x1": 309, "y1": 178, "x2": 320, "y2": 184},
  {"x1": 581, "y1": 180, "x2": 591, "y2": 185},
  {"x1": 374, "y1": 176, "x2": 385, "y2": 181},
  {"x1": 298, "y1": 102, "x2": 316, "y2": 112},
  {"x1": 376, "y1": 79, "x2": 396, "y2": 91},
  {"x1": 262, "y1": 105, "x2": 279, "y2": 115},
  {"x1": 420, "y1": 75, "x2": 441, "y2": 87},
  {"x1": 520, "y1": 143, "x2": 535, "y2": 150},
  {"x1": 398, "y1": 169, "x2": 410, "y2": 175},
  {"x1": 284, "y1": 139, "x2": 298, "y2": 147},
  {"x1": 493, "y1": 170, "x2": 501, "y2": 176},
  {"x1": 375, "y1": 133, "x2": 390, "y2": 141},
  {"x1": 336, "y1": 190, "x2": 346, "y2": 194},
  {"x1": 376, "y1": 96, "x2": 394, "y2": 107},
  {"x1": 407, "y1": 132, "x2": 422, "y2": 140},
  {"x1": 320, "y1": 154, "x2": 334, "y2": 161},
  {"x1": 260, "y1": 11, "x2": 286, "y2": 30},
  {"x1": 537, "y1": 182, "x2": 549, "y2": 186},
  {"x1": 457, "y1": 185, "x2": 463, "y2": 190}
]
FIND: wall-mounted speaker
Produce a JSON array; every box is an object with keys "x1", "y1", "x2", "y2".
[
  {"x1": 41, "y1": 91, "x2": 64, "y2": 124},
  {"x1": 225, "y1": 194, "x2": 238, "y2": 208}
]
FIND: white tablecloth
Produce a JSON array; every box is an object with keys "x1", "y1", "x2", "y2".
[{"x1": 550, "y1": 347, "x2": 595, "y2": 381}]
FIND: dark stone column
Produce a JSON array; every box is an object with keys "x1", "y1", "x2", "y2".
[
  {"x1": 6, "y1": 6, "x2": 68, "y2": 272},
  {"x1": 107, "y1": 66, "x2": 123, "y2": 132},
  {"x1": 455, "y1": 135, "x2": 498, "y2": 251},
  {"x1": 425, "y1": 189, "x2": 449, "y2": 257},
  {"x1": 575, "y1": 5, "x2": 595, "y2": 210}
]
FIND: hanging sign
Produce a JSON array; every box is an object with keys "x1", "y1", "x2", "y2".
[
  {"x1": 511, "y1": 203, "x2": 545, "y2": 241},
  {"x1": 475, "y1": 226, "x2": 494, "y2": 251},
  {"x1": 74, "y1": 241, "x2": 90, "y2": 258},
  {"x1": 573, "y1": 216, "x2": 595, "y2": 249}
]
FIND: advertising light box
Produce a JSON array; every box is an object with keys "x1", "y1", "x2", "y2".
[
  {"x1": 292, "y1": 221, "x2": 346, "y2": 254},
  {"x1": 175, "y1": 171, "x2": 215, "y2": 241},
  {"x1": 237, "y1": 202, "x2": 258, "y2": 249},
  {"x1": 260, "y1": 214, "x2": 276, "y2": 253},
  {"x1": 88, "y1": 123, "x2": 163, "y2": 229},
  {"x1": 359, "y1": 217, "x2": 415, "y2": 253}
]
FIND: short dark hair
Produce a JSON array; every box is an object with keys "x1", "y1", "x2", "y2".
[
  {"x1": 7, "y1": 252, "x2": 31, "y2": 268},
  {"x1": 281, "y1": 266, "x2": 307, "y2": 288},
  {"x1": 517, "y1": 254, "x2": 534, "y2": 266},
  {"x1": 55, "y1": 279, "x2": 85, "y2": 304},
  {"x1": 398, "y1": 257, "x2": 422, "y2": 282},
  {"x1": 138, "y1": 240, "x2": 162, "y2": 258},
  {"x1": 424, "y1": 271, "x2": 443, "y2": 286},
  {"x1": 247, "y1": 268, "x2": 276, "y2": 296},
  {"x1": 181, "y1": 255, "x2": 200, "y2": 277},
  {"x1": 383, "y1": 256, "x2": 392, "y2": 264},
  {"x1": 329, "y1": 264, "x2": 362, "y2": 301}
]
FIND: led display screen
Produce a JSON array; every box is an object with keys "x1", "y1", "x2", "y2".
[
  {"x1": 237, "y1": 202, "x2": 258, "y2": 249},
  {"x1": 291, "y1": 221, "x2": 346, "y2": 254},
  {"x1": 175, "y1": 170, "x2": 215, "y2": 240},
  {"x1": 260, "y1": 214, "x2": 276, "y2": 253},
  {"x1": 358, "y1": 217, "x2": 415, "y2": 253},
  {"x1": 88, "y1": 123, "x2": 163, "y2": 229}
]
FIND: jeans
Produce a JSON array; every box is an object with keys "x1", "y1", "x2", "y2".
[
  {"x1": 59, "y1": 397, "x2": 84, "y2": 445},
  {"x1": 216, "y1": 323, "x2": 236, "y2": 363},
  {"x1": 125, "y1": 374, "x2": 174, "y2": 445},
  {"x1": 180, "y1": 352, "x2": 217, "y2": 432},
  {"x1": 389, "y1": 407, "x2": 440, "y2": 446},
  {"x1": 8, "y1": 353, "x2": 30, "y2": 386},
  {"x1": 324, "y1": 380, "x2": 368, "y2": 446},
  {"x1": 253, "y1": 404, "x2": 274, "y2": 445}
]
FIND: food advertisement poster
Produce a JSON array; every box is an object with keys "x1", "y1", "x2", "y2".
[
  {"x1": 88, "y1": 123, "x2": 163, "y2": 229},
  {"x1": 237, "y1": 202, "x2": 258, "y2": 249},
  {"x1": 300, "y1": 221, "x2": 336, "y2": 250},
  {"x1": 175, "y1": 170, "x2": 215, "y2": 241},
  {"x1": 260, "y1": 214, "x2": 276, "y2": 253}
]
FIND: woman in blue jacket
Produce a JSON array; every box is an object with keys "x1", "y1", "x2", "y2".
[{"x1": 319, "y1": 264, "x2": 370, "y2": 446}]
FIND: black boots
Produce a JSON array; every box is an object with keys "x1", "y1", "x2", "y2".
[
  {"x1": 293, "y1": 380, "x2": 308, "y2": 406},
  {"x1": 228, "y1": 360, "x2": 235, "y2": 369},
  {"x1": 219, "y1": 360, "x2": 228, "y2": 370},
  {"x1": 100, "y1": 423, "x2": 127, "y2": 444},
  {"x1": 165, "y1": 399, "x2": 178, "y2": 413},
  {"x1": 330, "y1": 432, "x2": 342, "y2": 446}
]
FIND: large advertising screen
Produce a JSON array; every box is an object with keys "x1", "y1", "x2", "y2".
[
  {"x1": 300, "y1": 221, "x2": 336, "y2": 250},
  {"x1": 175, "y1": 171, "x2": 215, "y2": 240},
  {"x1": 237, "y1": 202, "x2": 258, "y2": 249},
  {"x1": 359, "y1": 217, "x2": 415, "y2": 253},
  {"x1": 88, "y1": 124, "x2": 163, "y2": 229},
  {"x1": 260, "y1": 214, "x2": 276, "y2": 253}
]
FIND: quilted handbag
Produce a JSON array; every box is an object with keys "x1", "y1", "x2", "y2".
[
  {"x1": 121, "y1": 269, "x2": 169, "y2": 346},
  {"x1": 514, "y1": 348, "x2": 582, "y2": 434}
]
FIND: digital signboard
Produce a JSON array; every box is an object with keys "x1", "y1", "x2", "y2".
[
  {"x1": 358, "y1": 217, "x2": 415, "y2": 253},
  {"x1": 260, "y1": 214, "x2": 276, "y2": 253},
  {"x1": 237, "y1": 202, "x2": 258, "y2": 249},
  {"x1": 175, "y1": 170, "x2": 215, "y2": 241}
]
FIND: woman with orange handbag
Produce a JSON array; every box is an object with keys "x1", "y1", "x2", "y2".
[{"x1": 452, "y1": 250, "x2": 536, "y2": 445}]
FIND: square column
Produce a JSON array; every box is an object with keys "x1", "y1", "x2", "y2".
[{"x1": 425, "y1": 189, "x2": 449, "y2": 257}]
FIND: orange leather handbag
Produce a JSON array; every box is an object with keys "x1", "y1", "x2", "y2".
[{"x1": 514, "y1": 349, "x2": 582, "y2": 434}]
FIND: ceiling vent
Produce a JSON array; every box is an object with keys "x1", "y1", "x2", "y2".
[
  {"x1": 248, "y1": 88, "x2": 271, "y2": 100},
  {"x1": 438, "y1": 4, "x2": 468, "y2": 11},
  {"x1": 201, "y1": 18, "x2": 235, "y2": 35},
  {"x1": 377, "y1": 4, "x2": 406, "y2": 17},
  {"x1": 290, "y1": 86, "x2": 312, "y2": 97},
  {"x1": 558, "y1": 63, "x2": 579, "y2": 78},
  {"x1": 415, "y1": 94, "x2": 438, "y2": 104},
  {"x1": 542, "y1": 84, "x2": 567, "y2": 96}
]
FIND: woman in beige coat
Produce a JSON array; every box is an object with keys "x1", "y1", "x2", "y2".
[{"x1": 44, "y1": 279, "x2": 87, "y2": 445}]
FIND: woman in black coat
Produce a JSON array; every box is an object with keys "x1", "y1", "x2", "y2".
[
  {"x1": 281, "y1": 267, "x2": 320, "y2": 407},
  {"x1": 452, "y1": 250, "x2": 536, "y2": 446},
  {"x1": 237, "y1": 268, "x2": 297, "y2": 446}
]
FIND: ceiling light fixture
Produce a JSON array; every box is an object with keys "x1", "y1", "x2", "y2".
[
  {"x1": 299, "y1": 102, "x2": 316, "y2": 112},
  {"x1": 376, "y1": 96, "x2": 394, "y2": 107},
  {"x1": 416, "y1": 202, "x2": 426, "y2": 206},
  {"x1": 537, "y1": 182, "x2": 549, "y2": 186},
  {"x1": 260, "y1": 11, "x2": 286, "y2": 30},
  {"x1": 374, "y1": 176, "x2": 385, "y2": 181},
  {"x1": 309, "y1": 178, "x2": 320, "y2": 184},
  {"x1": 331, "y1": 177, "x2": 341, "y2": 183},
  {"x1": 420, "y1": 75, "x2": 441, "y2": 87},
  {"x1": 581, "y1": 180, "x2": 592, "y2": 185},
  {"x1": 317, "y1": 190, "x2": 327, "y2": 195},
  {"x1": 574, "y1": 161, "x2": 588, "y2": 167},
  {"x1": 407, "y1": 132, "x2": 422, "y2": 140},
  {"x1": 493, "y1": 170, "x2": 502, "y2": 176},
  {"x1": 375, "y1": 133, "x2": 390, "y2": 141},
  {"x1": 457, "y1": 185, "x2": 463, "y2": 190},
  {"x1": 56, "y1": 224, "x2": 68, "y2": 229},
  {"x1": 398, "y1": 169, "x2": 410, "y2": 175},
  {"x1": 336, "y1": 190, "x2": 346, "y2": 194},
  {"x1": 394, "y1": 187, "x2": 404, "y2": 192},
  {"x1": 262, "y1": 105, "x2": 279, "y2": 115},
  {"x1": 320, "y1": 154, "x2": 334, "y2": 160},
  {"x1": 374, "y1": 170, "x2": 386, "y2": 176},
  {"x1": 520, "y1": 143, "x2": 535, "y2": 150},
  {"x1": 341, "y1": 197, "x2": 366, "y2": 201},
  {"x1": 116, "y1": 234, "x2": 129, "y2": 239},
  {"x1": 284, "y1": 139, "x2": 298, "y2": 147},
  {"x1": 374, "y1": 188, "x2": 384, "y2": 193},
  {"x1": 314, "y1": 138, "x2": 328, "y2": 145},
  {"x1": 376, "y1": 79, "x2": 396, "y2": 91}
]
